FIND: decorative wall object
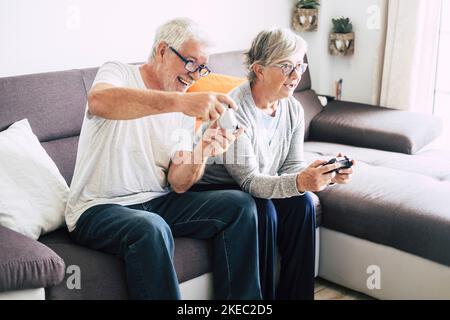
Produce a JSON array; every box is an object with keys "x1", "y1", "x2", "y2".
[
  {"x1": 329, "y1": 17, "x2": 355, "y2": 56},
  {"x1": 292, "y1": 0, "x2": 320, "y2": 32}
]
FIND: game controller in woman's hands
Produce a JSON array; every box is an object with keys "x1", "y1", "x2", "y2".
[
  {"x1": 324, "y1": 156, "x2": 353, "y2": 174},
  {"x1": 218, "y1": 104, "x2": 240, "y2": 131}
]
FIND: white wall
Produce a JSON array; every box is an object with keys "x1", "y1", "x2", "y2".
[
  {"x1": 296, "y1": 0, "x2": 386, "y2": 104},
  {"x1": 1, "y1": 0, "x2": 384, "y2": 105},
  {"x1": 0, "y1": 0, "x2": 292, "y2": 77}
]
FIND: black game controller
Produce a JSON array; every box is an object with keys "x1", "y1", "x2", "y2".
[{"x1": 324, "y1": 156, "x2": 353, "y2": 174}]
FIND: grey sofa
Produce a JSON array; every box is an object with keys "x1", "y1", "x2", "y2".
[{"x1": 1, "y1": 51, "x2": 449, "y2": 300}]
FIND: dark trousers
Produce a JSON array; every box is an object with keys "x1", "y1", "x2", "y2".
[
  {"x1": 191, "y1": 184, "x2": 316, "y2": 300},
  {"x1": 70, "y1": 190, "x2": 262, "y2": 300}
]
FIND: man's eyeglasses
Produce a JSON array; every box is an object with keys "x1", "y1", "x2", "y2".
[
  {"x1": 169, "y1": 46, "x2": 211, "y2": 77},
  {"x1": 273, "y1": 62, "x2": 308, "y2": 76}
]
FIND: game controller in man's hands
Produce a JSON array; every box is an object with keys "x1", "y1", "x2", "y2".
[
  {"x1": 324, "y1": 156, "x2": 354, "y2": 174},
  {"x1": 218, "y1": 104, "x2": 240, "y2": 131}
]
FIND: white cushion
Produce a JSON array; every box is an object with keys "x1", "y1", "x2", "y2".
[{"x1": 0, "y1": 119, "x2": 69, "y2": 239}]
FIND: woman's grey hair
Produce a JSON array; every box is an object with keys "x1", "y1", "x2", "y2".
[
  {"x1": 150, "y1": 18, "x2": 212, "y2": 60},
  {"x1": 245, "y1": 28, "x2": 308, "y2": 83}
]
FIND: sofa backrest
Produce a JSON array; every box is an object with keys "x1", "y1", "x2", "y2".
[
  {"x1": 0, "y1": 51, "x2": 319, "y2": 185},
  {"x1": 0, "y1": 70, "x2": 86, "y2": 185}
]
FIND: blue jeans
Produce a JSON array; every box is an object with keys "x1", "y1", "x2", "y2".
[
  {"x1": 256, "y1": 195, "x2": 316, "y2": 300},
  {"x1": 190, "y1": 184, "x2": 316, "y2": 300},
  {"x1": 70, "y1": 190, "x2": 262, "y2": 300}
]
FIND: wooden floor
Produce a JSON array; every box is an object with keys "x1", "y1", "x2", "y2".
[{"x1": 314, "y1": 278, "x2": 374, "y2": 300}]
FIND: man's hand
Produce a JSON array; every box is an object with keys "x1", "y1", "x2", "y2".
[
  {"x1": 296, "y1": 160, "x2": 342, "y2": 192},
  {"x1": 180, "y1": 92, "x2": 238, "y2": 122},
  {"x1": 200, "y1": 121, "x2": 244, "y2": 158},
  {"x1": 331, "y1": 153, "x2": 356, "y2": 185},
  {"x1": 167, "y1": 121, "x2": 243, "y2": 194}
]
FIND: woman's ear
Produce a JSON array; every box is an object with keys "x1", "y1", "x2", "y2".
[{"x1": 253, "y1": 64, "x2": 265, "y2": 82}]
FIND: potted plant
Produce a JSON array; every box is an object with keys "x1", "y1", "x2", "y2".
[
  {"x1": 329, "y1": 17, "x2": 355, "y2": 56},
  {"x1": 292, "y1": 0, "x2": 320, "y2": 32}
]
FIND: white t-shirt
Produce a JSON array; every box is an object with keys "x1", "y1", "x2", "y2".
[
  {"x1": 256, "y1": 105, "x2": 282, "y2": 144},
  {"x1": 65, "y1": 61, "x2": 195, "y2": 232}
]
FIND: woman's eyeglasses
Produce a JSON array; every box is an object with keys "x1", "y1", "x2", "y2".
[{"x1": 273, "y1": 63, "x2": 308, "y2": 76}]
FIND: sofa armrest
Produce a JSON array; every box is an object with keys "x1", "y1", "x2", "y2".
[
  {"x1": 0, "y1": 225, "x2": 65, "y2": 292},
  {"x1": 308, "y1": 100, "x2": 443, "y2": 154}
]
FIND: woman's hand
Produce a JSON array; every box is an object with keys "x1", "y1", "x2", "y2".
[
  {"x1": 331, "y1": 153, "x2": 356, "y2": 185},
  {"x1": 296, "y1": 160, "x2": 342, "y2": 192}
]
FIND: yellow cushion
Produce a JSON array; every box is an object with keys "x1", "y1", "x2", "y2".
[
  {"x1": 188, "y1": 73, "x2": 246, "y2": 131},
  {"x1": 188, "y1": 73, "x2": 246, "y2": 94}
]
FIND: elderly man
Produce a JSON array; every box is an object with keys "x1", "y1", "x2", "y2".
[{"x1": 65, "y1": 18, "x2": 261, "y2": 300}]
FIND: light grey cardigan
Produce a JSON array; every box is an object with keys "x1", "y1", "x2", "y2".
[{"x1": 199, "y1": 81, "x2": 308, "y2": 199}]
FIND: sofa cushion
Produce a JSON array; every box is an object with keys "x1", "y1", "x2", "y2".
[
  {"x1": 41, "y1": 136, "x2": 79, "y2": 186},
  {"x1": 188, "y1": 73, "x2": 246, "y2": 94},
  {"x1": 305, "y1": 141, "x2": 450, "y2": 267},
  {"x1": 305, "y1": 141, "x2": 450, "y2": 182},
  {"x1": 81, "y1": 68, "x2": 99, "y2": 95},
  {"x1": 39, "y1": 229, "x2": 128, "y2": 300},
  {"x1": 0, "y1": 225, "x2": 65, "y2": 292},
  {"x1": 309, "y1": 100, "x2": 443, "y2": 154},
  {"x1": 310, "y1": 192, "x2": 322, "y2": 227},
  {"x1": 39, "y1": 229, "x2": 211, "y2": 300},
  {"x1": 0, "y1": 70, "x2": 86, "y2": 143},
  {"x1": 208, "y1": 51, "x2": 248, "y2": 78},
  {"x1": 296, "y1": 55, "x2": 311, "y2": 92},
  {"x1": 0, "y1": 119, "x2": 69, "y2": 240},
  {"x1": 293, "y1": 90, "x2": 323, "y2": 141}
]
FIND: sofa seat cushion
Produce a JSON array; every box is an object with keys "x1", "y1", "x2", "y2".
[
  {"x1": 304, "y1": 141, "x2": 450, "y2": 267},
  {"x1": 305, "y1": 142, "x2": 450, "y2": 181},
  {"x1": 309, "y1": 101, "x2": 443, "y2": 155},
  {"x1": 39, "y1": 229, "x2": 211, "y2": 300},
  {"x1": 0, "y1": 225, "x2": 65, "y2": 292}
]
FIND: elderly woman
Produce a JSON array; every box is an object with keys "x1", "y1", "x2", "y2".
[{"x1": 193, "y1": 28, "x2": 355, "y2": 299}]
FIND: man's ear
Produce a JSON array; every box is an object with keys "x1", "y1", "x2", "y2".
[
  {"x1": 253, "y1": 64, "x2": 265, "y2": 81},
  {"x1": 155, "y1": 42, "x2": 168, "y2": 62}
]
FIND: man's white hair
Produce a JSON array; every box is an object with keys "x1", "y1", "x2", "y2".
[{"x1": 150, "y1": 18, "x2": 212, "y2": 60}]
